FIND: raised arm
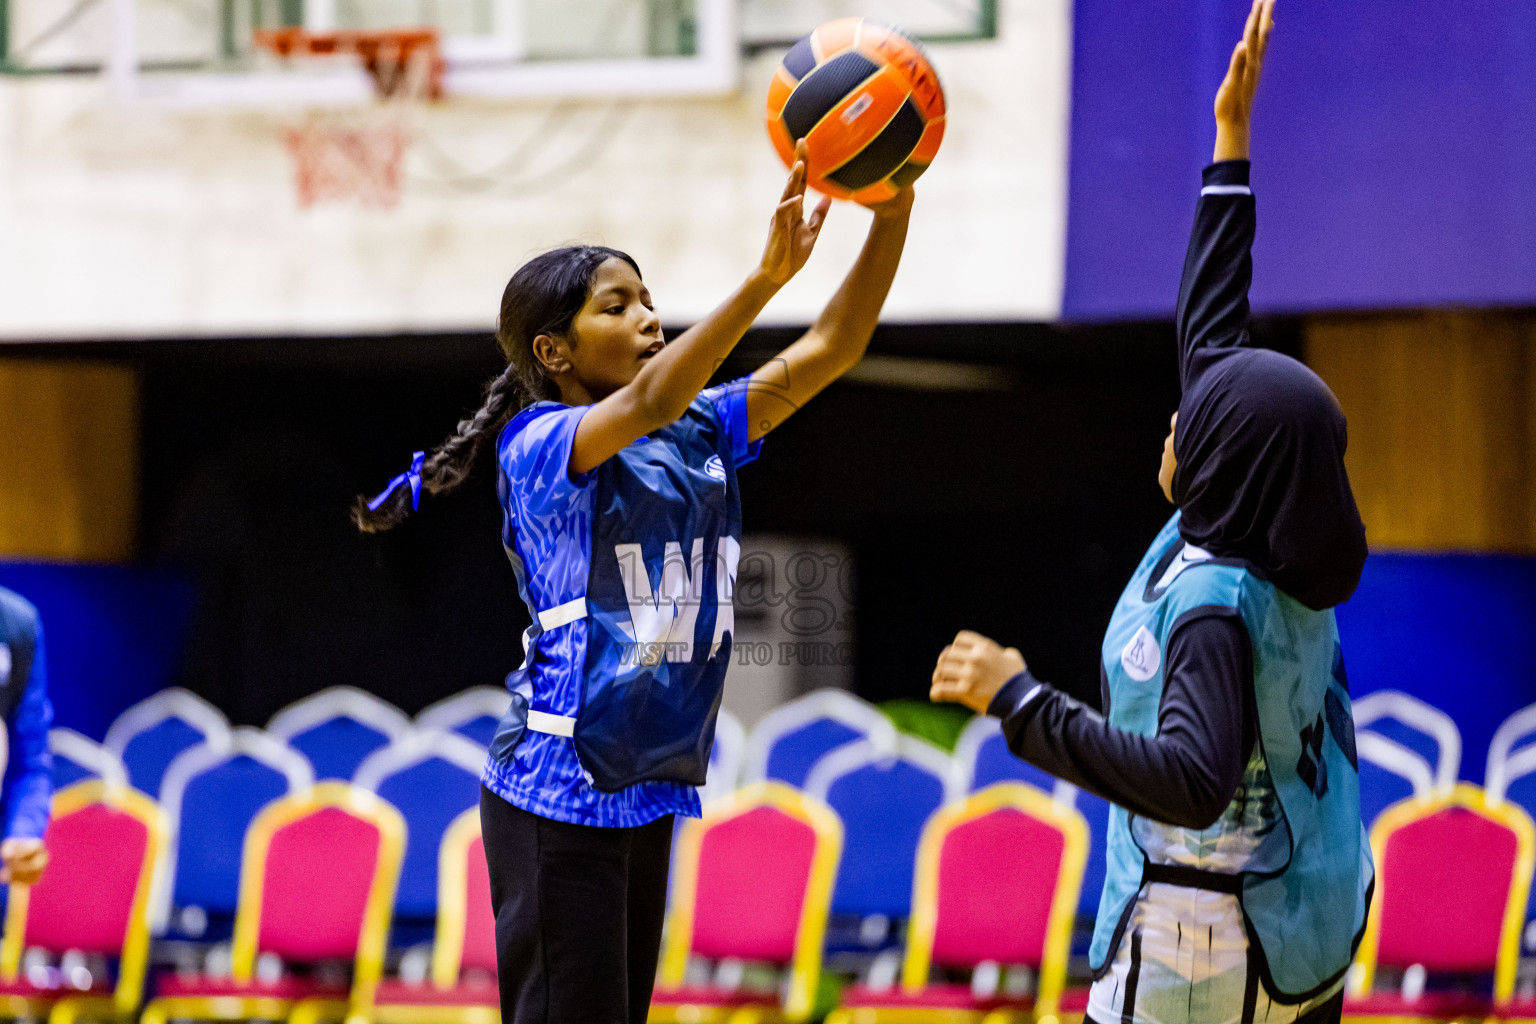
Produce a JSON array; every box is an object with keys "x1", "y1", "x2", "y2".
[
  {"x1": 570, "y1": 142, "x2": 830, "y2": 475},
  {"x1": 744, "y1": 188, "x2": 914, "y2": 441},
  {"x1": 1175, "y1": 0, "x2": 1273, "y2": 388}
]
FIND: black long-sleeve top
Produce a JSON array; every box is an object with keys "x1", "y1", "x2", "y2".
[
  {"x1": 987, "y1": 616, "x2": 1254, "y2": 830},
  {"x1": 986, "y1": 161, "x2": 1261, "y2": 831},
  {"x1": 1174, "y1": 161, "x2": 1258, "y2": 385}
]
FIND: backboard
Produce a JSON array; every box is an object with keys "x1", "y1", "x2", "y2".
[{"x1": 1, "y1": 0, "x2": 994, "y2": 103}]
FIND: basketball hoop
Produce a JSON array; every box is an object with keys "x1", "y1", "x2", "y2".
[{"x1": 253, "y1": 28, "x2": 445, "y2": 209}]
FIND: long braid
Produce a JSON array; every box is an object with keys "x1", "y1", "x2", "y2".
[
  {"x1": 352, "y1": 362, "x2": 532, "y2": 532},
  {"x1": 423, "y1": 363, "x2": 528, "y2": 494},
  {"x1": 352, "y1": 243, "x2": 637, "y2": 534}
]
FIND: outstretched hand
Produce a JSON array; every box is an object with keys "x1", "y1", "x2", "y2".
[
  {"x1": 1213, "y1": 0, "x2": 1275, "y2": 162},
  {"x1": 760, "y1": 140, "x2": 832, "y2": 286}
]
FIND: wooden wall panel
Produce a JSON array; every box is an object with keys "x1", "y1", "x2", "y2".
[
  {"x1": 0, "y1": 360, "x2": 140, "y2": 562},
  {"x1": 1304, "y1": 312, "x2": 1534, "y2": 554}
]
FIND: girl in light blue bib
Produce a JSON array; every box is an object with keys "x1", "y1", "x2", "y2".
[{"x1": 933, "y1": 5, "x2": 1371, "y2": 1023}]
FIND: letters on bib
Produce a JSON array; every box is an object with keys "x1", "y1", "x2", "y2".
[{"x1": 614, "y1": 536, "x2": 741, "y2": 663}]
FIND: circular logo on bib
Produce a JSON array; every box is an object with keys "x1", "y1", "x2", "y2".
[{"x1": 1120, "y1": 625, "x2": 1162, "y2": 682}]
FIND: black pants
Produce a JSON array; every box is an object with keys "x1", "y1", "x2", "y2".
[{"x1": 479, "y1": 786, "x2": 675, "y2": 1024}]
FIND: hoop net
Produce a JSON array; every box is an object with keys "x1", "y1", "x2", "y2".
[{"x1": 253, "y1": 29, "x2": 444, "y2": 209}]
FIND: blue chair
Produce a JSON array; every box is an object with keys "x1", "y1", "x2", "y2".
[
  {"x1": 353, "y1": 729, "x2": 486, "y2": 927},
  {"x1": 48, "y1": 728, "x2": 127, "y2": 790},
  {"x1": 947, "y1": 714, "x2": 1072, "y2": 803},
  {"x1": 415, "y1": 686, "x2": 509, "y2": 748},
  {"x1": 1353, "y1": 690, "x2": 1461, "y2": 794},
  {"x1": 1486, "y1": 702, "x2": 1536, "y2": 956},
  {"x1": 742, "y1": 689, "x2": 897, "y2": 789},
  {"x1": 104, "y1": 688, "x2": 230, "y2": 798},
  {"x1": 155, "y1": 727, "x2": 313, "y2": 940},
  {"x1": 804, "y1": 735, "x2": 949, "y2": 950},
  {"x1": 266, "y1": 686, "x2": 411, "y2": 781},
  {"x1": 1488, "y1": 703, "x2": 1536, "y2": 814},
  {"x1": 1356, "y1": 731, "x2": 1434, "y2": 827},
  {"x1": 701, "y1": 707, "x2": 745, "y2": 807}
]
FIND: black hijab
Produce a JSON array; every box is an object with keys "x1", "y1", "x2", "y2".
[{"x1": 1172, "y1": 346, "x2": 1368, "y2": 611}]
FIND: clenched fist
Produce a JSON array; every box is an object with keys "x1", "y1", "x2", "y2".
[{"x1": 930, "y1": 630, "x2": 1027, "y2": 714}]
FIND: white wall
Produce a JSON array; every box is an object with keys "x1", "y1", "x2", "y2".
[{"x1": 0, "y1": 0, "x2": 1070, "y2": 339}]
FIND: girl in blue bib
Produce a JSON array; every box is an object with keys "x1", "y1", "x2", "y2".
[
  {"x1": 0, "y1": 587, "x2": 54, "y2": 885},
  {"x1": 933, "y1": 5, "x2": 1371, "y2": 1024},
  {"x1": 356, "y1": 143, "x2": 914, "y2": 1024}
]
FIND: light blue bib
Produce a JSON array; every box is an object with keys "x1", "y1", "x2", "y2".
[{"x1": 1090, "y1": 514, "x2": 1373, "y2": 1001}]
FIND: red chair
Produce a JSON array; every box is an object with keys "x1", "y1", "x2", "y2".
[
  {"x1": 650, "y1": 782, "x2": 843, "y2": 1024},
  {"x1": 0, "y1": 780, "x2": 166, "y2": 1024},
  {"x1": 370, "y1": 807, "x2": 497, "y2": 1024},
  {"x1": 141, "y1": 782, "x2": 405, "y2": 1024},
  {"x1": 1345, "y1": 783, "x2": 1535, "y2": 1023},
  {"x1": 828, "y1": 783, "x2": 1088, "y2": 1024}
]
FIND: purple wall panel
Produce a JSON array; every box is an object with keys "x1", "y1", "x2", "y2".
[{"x1": 1064, "y1": 0, "x2": 1536, "y2": 319}]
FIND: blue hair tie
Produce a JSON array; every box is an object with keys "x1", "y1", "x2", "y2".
[{"x1": 368, "y1": 451, "x2": 426, "y2": 512}]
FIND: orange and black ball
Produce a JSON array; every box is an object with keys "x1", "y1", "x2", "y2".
[{"x1": 765, "y1": 19, "x2": 946, "y2": 204}]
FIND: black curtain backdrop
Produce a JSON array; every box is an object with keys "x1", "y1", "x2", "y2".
[{"x1": 49, "y1": 318, "x2": 1297, "y2": 725}]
